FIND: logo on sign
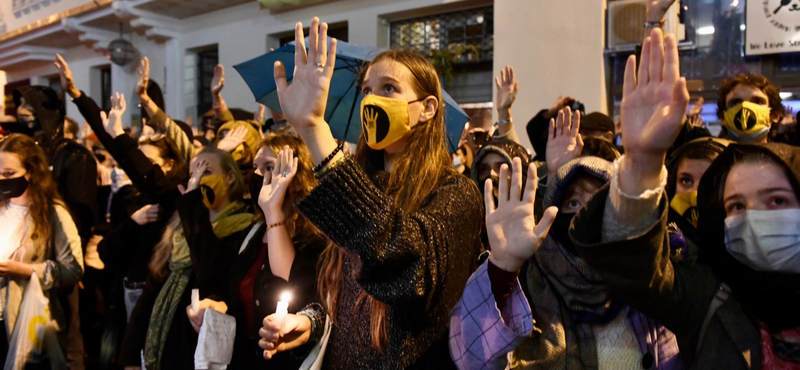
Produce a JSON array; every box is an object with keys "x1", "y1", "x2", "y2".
[{"x1": 763, "y1": 0, "x2": 800, "y2": 33}]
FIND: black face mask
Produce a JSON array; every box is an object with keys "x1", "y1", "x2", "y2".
[
  {"x1": 0, "y1": 176, "x2": 29, "y2": 200},
  {"x1": 249, "y1": 173, "x2": 264, "y2": 203},
  {"x1": 552, "y1": 211, "x2": 578, "y2": 255}
]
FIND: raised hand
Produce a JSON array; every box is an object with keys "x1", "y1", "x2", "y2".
[
  {"x1": 258, "y1": 146, "x2": 298, "y2": 222},
  {"x1": 485, "y1": 157, "x2": 558, "y2": 272},
  {"x1": 258, "y1": 313, "x2": 312, "y2": 360},
  {"x1": 273, "y1": 17, "x2": 337, "y2": 130},
  {"x1": 54, "y1": 54, "x2": 80, "y2": 99},
  {"x1": 546, "y1": 107, "x2": 583, "y2": 176},
  {"x1": 216, "y1": 126, "x2": 248, "y2": 153},
  {"x1": 180, "y1": 158, "x2": 209, "y2": 194},
  {"x1": 135, "y1": 57, "x2": 150, "y2": 99},
  {"x1": 210, "y1": 64, "x2": 225, "y2": 95},
  {"x1": 131, "y1": 204, "x2": 160, "y2": 226},
  {"x1": 100, "y1": 92, "x2": 127, "y2": 138},
  {"x1": 620, "y1": 28, "x2": 689, "y2": 193},
  {"x1": 495, "y1": 65, "x2": 519, "y2": 112}
]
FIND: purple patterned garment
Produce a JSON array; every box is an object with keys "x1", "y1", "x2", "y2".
[{"x1": 449, "y1": 261, "x2": 684, "y2": 370}]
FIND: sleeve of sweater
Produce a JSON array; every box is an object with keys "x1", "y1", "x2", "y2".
[
  {"x1": 296, "y1": 158, "x2": 483, "y2": 313},
  {"x1": 147, "y1": 109, "x2": 195, "y2": 167},
  {"x1": 33, "y1": 204, "x2": 84, "y2": 290},
  {"x1": 571, "y1": 157, "x2": 719, "y2": 344},
  {"x1": 71, "y1": 92, "x2": 120, "y2": 158},
  {"x1": 448, "y1": 261, "x2": 532, "y2": 370}
]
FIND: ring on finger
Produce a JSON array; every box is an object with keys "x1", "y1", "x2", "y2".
[
  {"x1": 283, "y1": 171, "x2": 289, "y2": 177},
  {"x1": 315, "y1": 62, "x2": 324, "y2": 68}
]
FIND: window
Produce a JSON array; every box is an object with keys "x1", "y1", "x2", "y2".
[
  {"x1": 605, "y1": 0, "x2": 800, "y2": 130},
  {"x1": 196, "y1": 49, "x2": 218, "y2": 119},
  {"x1": 390, "y1": 6, "x2": 494, "y2": 106},
  {"x1": 278, "y1": 22, "x2": 348, "y2": 46}
]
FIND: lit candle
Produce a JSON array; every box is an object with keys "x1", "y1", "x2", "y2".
[
  {"x1": 274, "y1": 291, "x2": 291, "y2": 331},
  {"x1": 191, "y1": 289, "x2": 200, "y2": 314}
]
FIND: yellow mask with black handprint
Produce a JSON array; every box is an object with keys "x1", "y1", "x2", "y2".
[
  {"x1": 199, "y1": 175, "x2": 229, "y2": 210},
  {"x1": 723, "y1": 102, "x2": 771, "y2": 143},
  {"x1": 361, "y1": 95, "x2": 423, "y2": 150},
  {"x1": 670, "y1": 190, "x2": 699, "y2": 228}
]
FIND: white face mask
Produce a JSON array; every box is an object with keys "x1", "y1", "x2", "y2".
[{"x1": 724, "y1": 209, "x2": 800, "y2": 274}]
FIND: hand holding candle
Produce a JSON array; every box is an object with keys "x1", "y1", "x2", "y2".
[
  {"x1": 274, "y1": 291, "x2": 291, "y2": 334},
  {"x1": 259, "y1": 291, "x2": 313, "y2": 360}
]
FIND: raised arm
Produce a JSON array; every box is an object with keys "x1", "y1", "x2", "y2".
[
  {"x1": 136, "y1": 57, "x2": 196, "y2": 164},
  {"x1": 545, "y1": 106, "x2": 583, "y2": 183},
  {"x1": 210, "y1": 64, "x2": 234, "y2": 123},
  {"x1": 572, "y1": 29, "x2": 715, "y2": 340},
  {"x1": 258, "y1": 146, "x2": 298, "y2": 281},
  {"x1": 644, "y1": 0, "x2": 677, "y2": 40},
  {"x1": 494, "y1": 65, "x2": 521, "y2": 143}
]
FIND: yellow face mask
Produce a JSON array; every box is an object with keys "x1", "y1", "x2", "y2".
[
  {"x1": 199, "y1": 174, "x2": 229, "y2": 210},
  {"x1": 361, "y1": 94, "x2": 423, "y2": 150},
  {"x1": 723, "y1": 102, "x2": 771, "y2": 143},
  {"x1": 670, "y1": 190, "x2": 699, "y2": 228}
]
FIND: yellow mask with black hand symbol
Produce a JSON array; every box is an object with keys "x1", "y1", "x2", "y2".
[
  {"x1": 670, "y1": 190, "x2": 699, "y2": 228},
  {"x1": 361, "y1": 94, "x2": 423, "y2": 150},
  {"x1": 723, "y1": 102, "x2": 771, "y2": 143},
  {"x1": 199, "y1": 174, "x2": 229, "y2": 210}
]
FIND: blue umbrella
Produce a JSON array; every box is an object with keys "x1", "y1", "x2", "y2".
[{"x1": 233, "y1": 39, "x2": 467, "y2": 153}]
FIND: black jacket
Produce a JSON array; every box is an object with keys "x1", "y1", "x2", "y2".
[{"x1": 227, "y1": 222, "x2": 326, "y2": 369}]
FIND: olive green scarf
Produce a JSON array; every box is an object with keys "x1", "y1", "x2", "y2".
[{"x1": 144, "y1": 201, "x2": 252, "y2": 370}]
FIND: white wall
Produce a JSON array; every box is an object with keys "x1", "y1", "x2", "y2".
[{"x1": 494, "y1": 0, "x2": 607, "y2": 151}]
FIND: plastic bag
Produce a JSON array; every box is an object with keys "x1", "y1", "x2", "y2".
[{"x1": 3, "y1": 271, "x2": 66, "y2": 370}]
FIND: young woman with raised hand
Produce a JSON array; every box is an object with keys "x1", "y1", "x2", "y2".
[
  {"x1": 0, "y1": 134, "x2": 83, "y2": 366},
  {"x1": 570, "y1": 28, "x2": 800, "y2": 369},
  {"x1": 258, "y1": 17, "x2": 483, "y2": 369},
  {"x1": 187, "y1": 133, "x2": 327, "y2": 369}
]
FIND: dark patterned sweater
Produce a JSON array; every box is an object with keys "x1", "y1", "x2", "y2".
[{"x1": 296, "y1": 158, "x2": 484, "y2": 369}]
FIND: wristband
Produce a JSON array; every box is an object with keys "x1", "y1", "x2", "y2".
[
  {"x1": 644, "y1": 20, "x2": 666, "y2": 29},
  {"x1": 267, "y1": 220, "x2": 285, "y2": 231},
  {"x1": 497, "y1": 119, "x2": 512, "y2": 125},
  {"x1": 312, "y1": 144, "x2": 344, "y2": 173}
]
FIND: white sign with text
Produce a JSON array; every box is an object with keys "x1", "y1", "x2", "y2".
[{"x1": 746, "y1": 0, "x2": 800, "y2": 55}]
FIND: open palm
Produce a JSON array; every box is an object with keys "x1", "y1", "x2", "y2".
[
  {"x1": 485, "y1": 158, "x2": 558, "y2": 272},
  {"x1": 101, "y1": 92, "x2": 126, "y2": 138},
  {"x1": 620, "y1": 29, "x2": 688, "y2": 159},
  {"x1": 546, "y1": 107, "x2": 583, "y2": 175},
  {"x1": 258, "y1": 146, "x2": 298, "y2": 217},
  {"x1": 273, "y1": 18, "x2": 338, "y2": 129}
]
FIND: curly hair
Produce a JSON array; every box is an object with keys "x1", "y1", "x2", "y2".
[{"x1": 716, "y1": 73, "x2": 785, "y2": 123}]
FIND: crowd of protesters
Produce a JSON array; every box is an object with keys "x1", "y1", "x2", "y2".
[{"x1": 0, "y1": 0, "x2": 799, "y2": 369}]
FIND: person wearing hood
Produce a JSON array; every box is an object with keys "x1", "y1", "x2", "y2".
[
  {"x1": 665, "y1": 137, "x2": 730, "y2": 261},
  {"x1": 450, "y1": 107, "x2": 682, "y2": 370},
  {"x1": 470, "y1": 137, "x2": 538, "y2": 220},
  {"x1": 572, "y1": 28, "x2": 800, "y2": 369}
]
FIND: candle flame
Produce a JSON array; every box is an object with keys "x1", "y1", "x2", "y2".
[{"x1": 280, "y1": 291, "x2": 291, "y2": 302}]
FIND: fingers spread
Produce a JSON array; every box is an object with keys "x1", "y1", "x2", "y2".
[
  {"x1": 498, "y1": 164, "x2": 509, "y2": 206},
  {"x1": 534, "y1": 206, "x2": 559, "y2": 241},
  {"x1": 510, "y1": 157, "x2": 523, "y2": 202},
  {"x1": 522, "y1": 163, "x2": 538, "y2": 204},
  {"x1": 484, "y1": 179, "x2": 496, "y2": 215}
]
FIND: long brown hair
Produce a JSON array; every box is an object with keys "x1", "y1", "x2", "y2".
[
  {"x1": 0, "y1": 134, "x2": 63, "y2": 249},
  {"x1": 148, "y1": 147, "x2": 245, "y2": 280},
  {"x1": 256, "y1": 133, "x2": 321, "y2": 242},
  {"x1": 318, "y1": 50, "x2": 456, "y2": 352},
  {"x1": 138, "y1": 135, "x2": 185, "y2": 180}
]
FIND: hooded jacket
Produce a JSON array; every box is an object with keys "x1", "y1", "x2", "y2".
[
  {"x1": 696, "y1": 143, "x2": 800, "y2": 330},
  {"x1": 451, "y1": 157, "x2": 682, "y2": 370}
]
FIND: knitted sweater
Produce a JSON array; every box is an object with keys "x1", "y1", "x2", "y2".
[{"x1": 296, "y1": 158, "x2": 484, "y2": 369}]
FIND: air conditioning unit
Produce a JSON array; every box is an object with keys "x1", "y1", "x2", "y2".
[{"x1": 607, "y1": 0, "x2": 685, "y2": 50}]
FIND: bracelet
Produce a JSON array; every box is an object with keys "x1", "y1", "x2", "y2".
[
  {"x1": 497, "y1": 119, "x2": 512, "y2": 125},
  {"x1": 312, "y1": 144, "x2": 344, "y2": 173},
  {"x1": 314, "y1": 155, "x2": 347, "y2": 179},
  {"x1": 644, "y1": 20, "x2": 665, "y2": 29},
  {"x1": 267, "y1": 220, "x2": 285, "y2": 230}
]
